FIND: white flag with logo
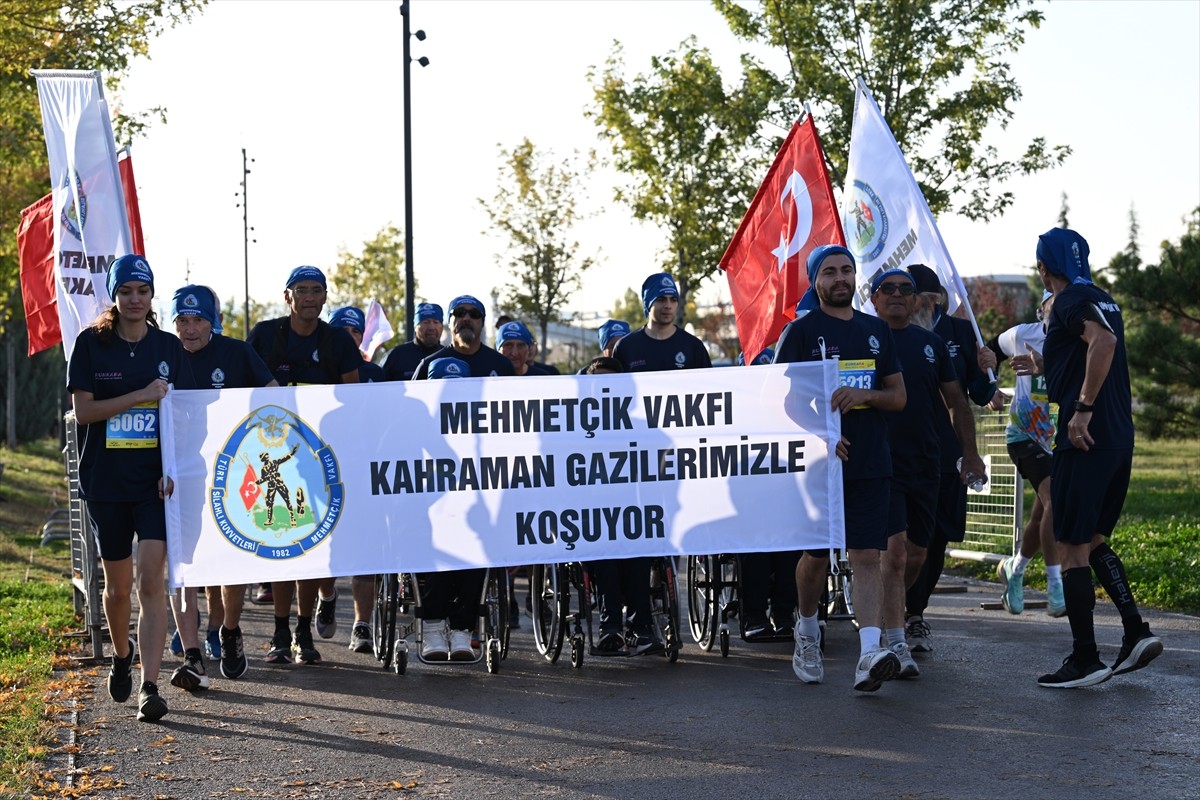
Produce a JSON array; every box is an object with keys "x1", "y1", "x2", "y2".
[
  {"x1": 840, "y1": 78, "x2": 970, "y2": 315},
  {"x1": 33, "y1": 70, "x2": 133, "y2": 361},
  {"x1": 362, "y1": 299, "x2": 395, "y2": 360}
]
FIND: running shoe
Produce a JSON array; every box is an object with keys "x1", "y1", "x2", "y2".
[
  {"x1": 136, "y1": 682, "x2": 169, "y2": 723},
  {"x1": 205, "y1": 628, "x2": 222, "y2": 660},
  {"x1": 792, "y1": 629, "x2": 823, "y2": 684},
  {"x1": 220, "y1": 627, "x2": 249, "y2": 679},
  {"x1": 629, "y1": 632, "x2": 665, "y2": 656},
  {"x1": 1046, "y1": 582, "x2": 1066, "y2": 617},
  {"x1": 1038, "y1": 654, "x2": 1112, "y2": 688},
  {"x1": 449, "y1": 629, "x2": 475, "y2": 661},
  {"x1": 997, "y1": 556, "x2": 1025, "y2": 614},
  {"x1": 853, "y1": 648, "x2": 901, "y2": 692},
  {"x1": 107, "y1": 638, "x2": 136, "y2": 703},
  {"x1": 315, "y1": 591, "x2": 338, "y2": 639},
  {"x1": 890, "y1": 640, "x2": 920, "y2": 679},
  {"x1": 169, "y1": 629, "x2": 184, "y2": 658},
  {"x1": 264, "y1": 630, "x2": 292, "y2": 665},
  {"x1": 349, "y1": 623, "x2": 373, "y2": 654},
  {"x1": 743, "y1": 615, "x2": 771, "y2": 640},
  {"x1": 905, "y1": 617, "x2": 933, "y2": 653},
  {"x1": 421, "y1": 620, "x2": 449, "y2": 661},
  {"x1": 252, "y1": 583, "x2": 273, "y2": 604},
  {"x1": 1112, "y1": 624, "x2": 1163, "y2": 676},
  {"x1": 170, "y1": 652, "x2": 210, "y2": 691},
  {"x1": 597, "y1": 630, "x2": 624, "y2": 653},
  {"x1": 293, "y1": 625, "x2": 322, "y2": 664}
]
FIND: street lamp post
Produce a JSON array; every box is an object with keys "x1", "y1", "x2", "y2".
[
  {"x1": 400, "y1": 1, "x2": 428, "y2": 342},
  {"x1": 237, "y1": 148, "x2": 255, "y2": 338}
]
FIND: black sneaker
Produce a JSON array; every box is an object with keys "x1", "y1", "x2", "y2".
[
  {"x1": 170, "y1": 652, "x2": 210, "y2": 691},
  {"x1": 315, "y1": 592, "x2": 338, "y2": 639},
  {"x1": 349, "y1": 623, "x2": 373, "y2": 654},
  {"x1": 264, "y1": 629, "x2": 292, "y2": 665},
  {"x1": 743, "y1": 615, "x2": 770, "y2": 640},
  {"x1": 293, "y1": 625, "x2": 322, "y2": 664},
  {"x1": 597, "y1": 630, "x2": 624, "y2": 654},
  {"x1": 136, "y1": 682, "x2": 169, "y2": 722},
  {"x1": 629, "y1": 632, "x2": 665, "y2": 657},
  {"x1": 107, "y1": 638, "x2": 136, "y2": 703},
  {"x1": 509, "y1": 598, "x2": 521, "y2": 630},
  {"x1": 1038, "y1": 654, "x2": 1113, "y2": 689},
  {"x1": 1112, "y1": 624, "x2": 1163, "y2": 675},
  {"x1": 220, "y1": 627, "x2": 249, "y2": 679}
]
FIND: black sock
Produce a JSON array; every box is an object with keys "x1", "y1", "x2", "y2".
[
  {"x1": 274, "y1": 615, "x2": 291, "y2": 636},
  {"x1": 1063, "y1": 567, "x2": 1098, "y2": 663},
  {"x1": 296, "y1": 615, "x2": 312, "y2": 630},
  {"x1": 1089, "y1": 542, "x2": 1143, "y2": 635},
  {"x1": 185, "y1": 647, "x2": 203, "y2": 661}
]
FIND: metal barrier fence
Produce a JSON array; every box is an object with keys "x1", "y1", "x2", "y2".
[
  {"x1": 949, "y1": 401, "x2": 1021, "y2": 564},
  {"x1": 63, "y1": 411, "x2": 106, "y2": 661}
]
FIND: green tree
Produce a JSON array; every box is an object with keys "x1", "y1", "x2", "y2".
[
  {"x1": 1109, "y1": 208, "x2": 1200, "y2": 440},
  {"x1": 1058, "y1": 192, "x2": 1070, "y2": 229},
  {"x1": 589, "y1": 38, "x2": 776, "y2": 317},
  {"x1": 328, "y1": 223, "x2": 409, "y2": 350},
  {"x1": 713, "y1": 0, "x2": 1069, "y2": 219},
  {"x1": 219, "y1": 296, "x2": 285, "y2": 343},
  {"x1": 480, "y1": 138, "x2": 596, "y2": 349},
  {"x1": 609, "y1": 289, "x2": 645, "y2": 328}
]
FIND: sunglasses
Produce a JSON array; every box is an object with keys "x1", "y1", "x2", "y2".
[
  {"x1": 876, "y1": 283, "x2": 915, "y2": 296},
  {"x1": 451, "y1": 307, "x2": 483, "y2": 320}
]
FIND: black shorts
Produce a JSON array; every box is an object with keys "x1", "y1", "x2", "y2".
[
  {"x1": 844, "y1": 477, "x2": 891, "y2": 551},
  {"x1": 933, "y1": 471, "x2": 968, "y2": 544},
  {"x1": 86, "y1": 498, "x2": 167, "y2": 561},
  {"x1": 887, "y1": 471, "x2": 939, "y2": 547},
  {"x1": 1051, "y1": 448, "x2": 1132, "y2": 545},
  {"x1": 1007, "y1": 439, "x2": 1052, "y2": 491}
]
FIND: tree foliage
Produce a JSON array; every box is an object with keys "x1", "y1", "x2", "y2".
[
  {"x1": 1109, "y1": 208, "x2": 1200, "y2": 440},
  {"x1": 480, "y1": 138, "x2": 596, "y2": 349},
  {"x1": 713, "y1": 0, "x2": 1069, "y2": 220},
  {"x1": 609, "y1": 289, "x2": 645, "y2": 328},
  {"x1": 328, "y1": 223, "x2": 409, "y2": 350},
  {"x1": 589, "y1": 38, "x2": 776, "y2": 315},
  {"x1": 218, "y1": 296, "x2": 285, "y2": 343}
]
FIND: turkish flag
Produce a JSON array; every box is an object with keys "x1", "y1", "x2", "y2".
[
  {"x1": 720, "y1": 116, "x2": 844, "y2": 361},
  {"x1": 16, "y1": 150, "x2": 146, "y2": 356},
  {"x1": 240, "y1": 465, "x2": 261, "y2": 510}
]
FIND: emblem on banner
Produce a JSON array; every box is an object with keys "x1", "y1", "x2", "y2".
[
  {"x1": 59, "y1": 170, "x2": 88, "y2": 241},
  {"x1": 845, "y1": 180, "x2": 888, "y2": 262},
  {"x1": 209, "y1": 405, "x2": 343, "y2": 560}
]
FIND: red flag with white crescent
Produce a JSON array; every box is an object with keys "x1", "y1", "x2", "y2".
[
  {"x1": 240, "y1": 465, "x2": 260, "y2": 510},
  {"x1": 719, "y1": 116, "x2": 844, "y2": 361}
]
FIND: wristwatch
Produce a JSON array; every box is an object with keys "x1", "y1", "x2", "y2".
[{"x1": 1074, "y1": 401, "x2": 1095, "y2": 413}]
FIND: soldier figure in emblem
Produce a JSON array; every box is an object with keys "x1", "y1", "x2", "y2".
[{"x1": 256, "y1": 444, "x2": 301, "y2": 527}]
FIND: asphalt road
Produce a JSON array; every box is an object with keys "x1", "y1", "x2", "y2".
[{"x1": 60, "y1": 575, "x2": 1199, "y2": 800}]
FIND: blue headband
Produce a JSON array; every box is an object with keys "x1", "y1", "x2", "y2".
[
  {"x1": 641, "y1": 273, "x2": 679, "y2": 317},
  {"x1": 737, "y1": 347, "x2": 775, "y2": 366},
  {"x1": 870, "y1": 268, "x2": 917, "y2": 294},
  {"x1": 1037, "y1": 228, "x2": 1092, "y2": 285},
  {"x1": 286, "y1": 265, "x2": 327, "y2": 289},
  {"x1": 805, "y1": 244, "x2": 855, "y2": 285},
  {"x1": 416, "y1": 302, "x2": 443, "y2": 323},
  {"x1": 429, "y1": 357, "x2": 471, "y2": 379},
  {"x1": 106, "y1": 254, "x2": 154, "y2": 301},
  {"x1": 171, "y1": 284, "x2": 219, "y2": 328},
  {"x1": 448, "y1": 295, "x2": 486, "y2": 317},
  {"x1": 329, "y1": 306, "x2": 366, "y2": 332},
  {"x1": 496, "y1": 320, "x2": 534, "y2": 348},
  {"x1": 597, "y1": 319, "x2": 631, "y2": 351}
]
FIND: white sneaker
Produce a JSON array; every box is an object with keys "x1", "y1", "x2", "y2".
[
  {"x1": 854, "y1": 648, "x2": 901, "y2": 692},
  {"x1": 449, "y1": 629, "x2": 475, "y2": 662},
  {"x1": 421, "y1": 620, "x2": 449, "y2": 661},
  {"x1": 890, "y1": 640, "x2": 920, "y2": 678},
  {"x1": 791, "y1": 624, "x2": 823, "y2": 684}
]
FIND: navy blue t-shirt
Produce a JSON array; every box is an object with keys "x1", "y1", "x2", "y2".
[
  {"x1": 67, "y1": 326, "x2": 196, "y2": 502},
  {"x1": 612, "y1": 327, "x2": 712, "y2": 372},
  {"x1": 246, "y1": 317, "x2": 361, "y2": 386},
  {"x1": 1044, "y1": 283, "x2": 1134, "y2": 452},
  {"x1": 185, "y1": 334, "x2": 275, "y2": 389},
  {"x1": 358, "y1": 360, "x2": 385, "y2": 383},
  {"x1": 774, "y1": 308, "x2": 900, "y2": 480},
  {"x1": 883, "y1": 325, "x2": 957, "y2": 474},
  {"x1": 383, "y1": 341, "x2": 443, "y2": 381},
  {"x1": 931, "y1": 311, "x2": 989, "y2": 471},
  {"x1": 523, "y1": 363, "x2": 554, "y2": 377},
  {"x1": 413, "y1": 344, "x2": 517, "y2": 380}
]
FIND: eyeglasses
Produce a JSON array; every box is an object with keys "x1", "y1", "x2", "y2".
[
  {"x1": 876, "y1": 283, "x2": 915, "y2": 296},
  {"x1": 451, "y1": 307, "x2": 483, "y2": 320}
]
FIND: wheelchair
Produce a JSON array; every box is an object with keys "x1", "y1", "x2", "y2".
[
  {"x1": 528, "y1": 557, "x2": 683, "y2": 668},
  {"x1": 372, "y1": 568, "x2": 511, "y2": 674}
]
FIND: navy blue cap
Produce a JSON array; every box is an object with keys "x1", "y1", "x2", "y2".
[
  {"x1": 106, "y1": 254, "x2": 154, "y2": 301},
  {"x1": 329, "y1": 306, "x2": 366, "y2": 332},
  {"x1": 285, "y1": 265, "x2": 327, "y2": 289},
  {"x1": 870, "y1": 268, "x2": 916, "y2": 294},
  {"x1": 429, "y1": 357, "x2": 471, "y2": 379},
  {"x1": 597, "y1": 319, "x2": 631, "y2": 351},
  {"x1": 416, "y1": 302, "x2": 443, "y2": 323},
  {"x1": 907, "y1": 263, "x2": 942, "y2": 294},
  {"x1": 496, "y1": 320, "x2": 534, "y2": 348},
  {"x1": 171, "y1": 284, "x2": 219, "y2": 327},
  {"x1": 448, "y1": 294, "x2": 486, "y2": 317},
  {"x1": 641, "y1": 273, "x2": 679, "y2": 317}
]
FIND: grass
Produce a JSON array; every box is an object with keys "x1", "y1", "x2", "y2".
[{"x1": 949, "y1": 436, "x2": 1200, "y2": 615}]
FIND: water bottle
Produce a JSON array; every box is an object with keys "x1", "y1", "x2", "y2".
[{"x1": 956, "y1": 458, "x2": 985, "y2": 492}]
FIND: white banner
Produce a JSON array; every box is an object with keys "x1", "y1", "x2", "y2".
[
  {"x1": 840, "y1": 78, "x2": 970, "y2": 316},
  {"x1": 33, "y1": 70, "x2": 133, "y2": 361},
  {"x1": 161, "y1": 364, "x2": 844, "y2": 588}
]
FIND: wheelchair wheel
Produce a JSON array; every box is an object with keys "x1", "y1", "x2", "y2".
[
  {"x1": 686, "y1": 555, "x2": 716, "y2": 650},
  {"x1": 486, "y1": 639, "x2": 501, "y2": 674},
  {"x1": 372, "y1": 574, "x2": 397, "y2": 670},
  {"x1": 530, "y1": 563, "x2": 567, "y2": 663},
  {"x1": 394, "y1": 643, "x2": 408, "y2": 675},
  {"x1": 569, "y1": 632, "x2": 584, "y2": 669},
  {"x1": 652, "y1": 557, "x2": 682, "y2": 663},
  {"x1": 719, "y1": 628, "x2": 730, "y2": 657},
  {"x1": 482, "y1": 569, "x2": 510, "y2": 664}
]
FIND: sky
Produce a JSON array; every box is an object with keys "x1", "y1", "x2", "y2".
[{"x1": 115, "y1": 0, "x2": 1200, "y2": 328}]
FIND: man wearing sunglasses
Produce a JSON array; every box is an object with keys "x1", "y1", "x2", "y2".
[
  {"x1": 412, "y1": 295, "x2": 515, "y2": 380},
  {"x1": 870, "y1": 268, "x2": 985, "y2": 680}
]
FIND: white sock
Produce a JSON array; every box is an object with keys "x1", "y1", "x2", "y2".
[
  {"x1": 1013, "y1": 554, "x2": 1031, "y2": 573},
  {"x1": 886, "y1": 627, "x2": 906, "y2": 648},
  {"x1": 859, "y1": 626, "x2": 882, "y2": 657},
  {"x1": 1045, "y1": 564, "x2": 1062, "y2": 585},
  {"x1": 797, "y1": 613, "x2": 820, "y2": 641}
]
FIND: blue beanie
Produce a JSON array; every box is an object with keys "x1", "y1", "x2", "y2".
[
  {"x1": 106, "y1": 254, "x2": 154, "y2": 301},
  {"x1": 329, "y1": 306, "x2": 366, "y2": 332},
  {"x1": 448, "y1": 294, "x2": 486, "y2": 317},
  {"x1": 429, "y1": 357, "x2": 471, "y2": 380},
  {"x1": 1037, "y1": 228, "x2": 1092, "y2": 285},
  {"x1": 285, "y1": 265, "x2": 327, "y2": 289},
  {"x1": 171, "y1": 284, "x2": 219, "y2": 328},
  {"x1": 641, "y1": 273, "x2": 680, "y2": 317},
  {"x1": 597, "y1": 319, "x2": 632, "y2": 351},
  {"x1": 736, "y1": 347, "x2": 775, "y2": 366},
  {"x1": 416, "y1": 302, "x2": 443, "y2": 323},
  {"x1": 805, "y1": 244, "x2": 855, "y2": 285},
  {"x1": 870, "y1": 268, "x2": 916, "y2": 294},
  {"x1": 496, "y1": 320, "x2": 534, "y2": 348}
]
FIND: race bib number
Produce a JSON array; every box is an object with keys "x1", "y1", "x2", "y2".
[
  {"x1": 838, "y1": 359, "x2": 875, "y2": 410},
  {"x1": 106, "y1": 401, "x2": 159, "y2": 449}
]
